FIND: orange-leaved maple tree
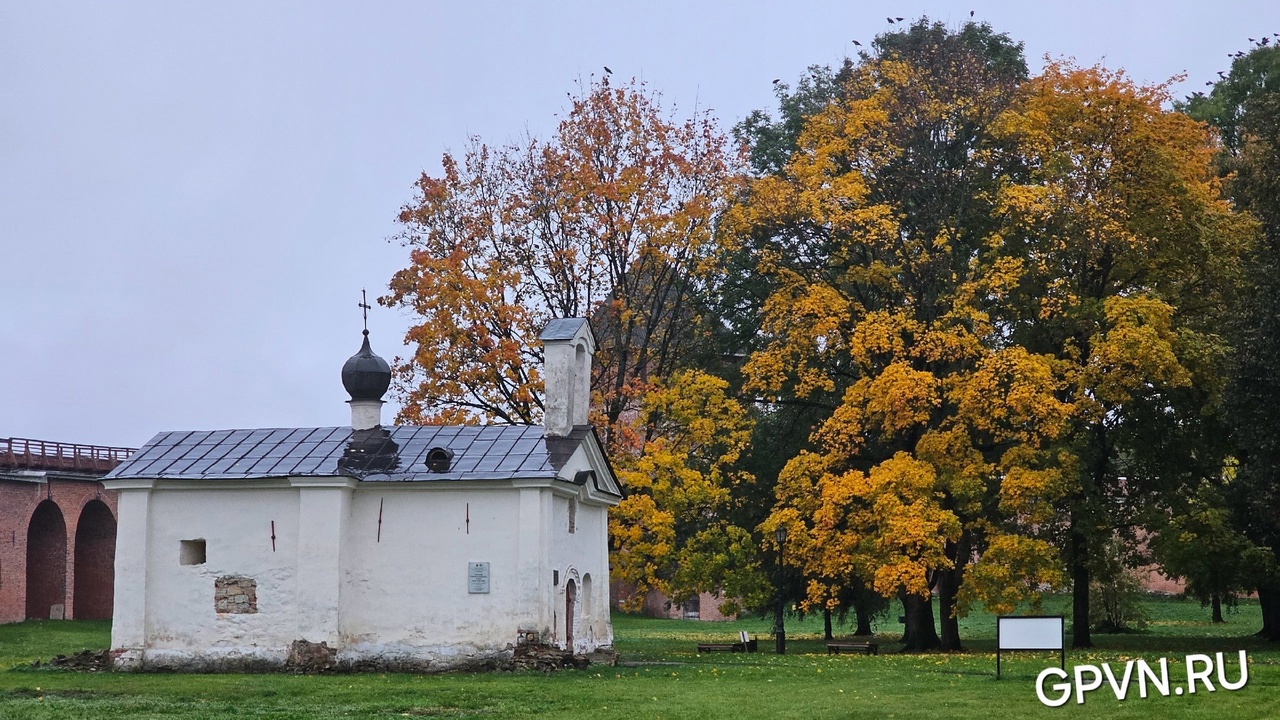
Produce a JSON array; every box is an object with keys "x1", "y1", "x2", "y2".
[{"x1": 383, "y1": 77, "x2": 741, "y2": 439}]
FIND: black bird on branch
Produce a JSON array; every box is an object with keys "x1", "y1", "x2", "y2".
[
  {"x1": 970, "y1": 10, "x2": 975, "y2": 16},
  {"x1": 887, "y1": 17, "x2": 895, "y2": 23},
  {"x1": 603, "y1": 66, "x2": 613, "y2": 75},
  {"x1": 852, "y1": 39, "x2": 862, "y2": 46}
]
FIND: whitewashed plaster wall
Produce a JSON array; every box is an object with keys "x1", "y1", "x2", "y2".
[
  {"x1": 339, "y1": 485, "x2": 527, "y2": 665},
  {"x1": 547, "y1": 441, "x2": 615, "y2": 653},
  {"x1": 109, "y1": 474, "x2": 614, "y2": 671},
  {"x1": 116, "y1": 483, "x2": 302, "y2": 669},
  {"x1": 549, "y1": 490, "x2": 611, "y2": 653}
]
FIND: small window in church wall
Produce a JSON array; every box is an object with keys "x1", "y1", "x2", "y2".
[
  {"x1": 180, "y1": 539, "x2": 206, "y2": 565},
  {"x1": 582, "y1": 574, "x2": 593, "y2": 618},
  {"x1": 568, "y1": 498, "x2": 577, "y2": 534}
]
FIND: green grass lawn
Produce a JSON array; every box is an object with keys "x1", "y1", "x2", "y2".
[{"x1": 0, "y1": 597, "x2": 1275, "y2": 719}]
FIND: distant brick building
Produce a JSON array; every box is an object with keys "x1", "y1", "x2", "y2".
[
  {"x1": 640, "y1": 589, "x2": 739, "y2": 621},
  {"x1": 0, "y1": 437, "x2": 132, "y2": 623},
  {"x1": 610, "y1": 579, "x2": 739, "y2": 621}
]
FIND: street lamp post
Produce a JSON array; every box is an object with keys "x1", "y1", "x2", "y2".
[{"x1": 775, "y1": 525, "x2": 787, "y2": 655}]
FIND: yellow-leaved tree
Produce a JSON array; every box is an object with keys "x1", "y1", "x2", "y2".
[
  {"x1": 990, "y1": 61, "x2": 1252, "y2": 647},
  {"x1": 730, "y1": 21, "x2": 1072, "y2": 651},
  {"x1": 610, "y1": 370, "x2": 767, "y2": 613},
  {"x1": 732, "y1": 19, "x2": 1250, "y2": 649}
]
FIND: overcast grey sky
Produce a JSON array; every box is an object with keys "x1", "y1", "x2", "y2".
[{"x1": 3, "y1": 1, "x2": 1278, "y2": 448}]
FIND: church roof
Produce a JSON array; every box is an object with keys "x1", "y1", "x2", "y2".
[
  {"x1": 105, "y1": 425, "x2": 591, "y2": 483},
  {"x1": 538, "y1": 317, "x2": 592, "y2": 342}
]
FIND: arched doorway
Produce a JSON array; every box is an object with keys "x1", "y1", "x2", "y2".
[
  {"x1": 73, "y1": 500, "x2": 116, "y2": 619},
  {"x1": 26, "y1": 500, "x2": 67, "y2": 620},
  {"x1": 565, "y1": 579, "x2": 577, "y2": 649}
]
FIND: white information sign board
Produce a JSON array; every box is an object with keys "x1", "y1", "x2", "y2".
[
  {"x1": 996, "y1": 616, "x2": 1064, "y2": 677},
  {"x1": 998, "y1": 616, "x2": 1064, "y2": 650},
  {"x1": 468, "y1": 562, "x2": 490, "y2": 594}
]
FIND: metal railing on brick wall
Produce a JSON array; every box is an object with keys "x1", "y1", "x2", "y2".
[{"x1": 0, "y1": 437, "x2": 135, "y2": 475}]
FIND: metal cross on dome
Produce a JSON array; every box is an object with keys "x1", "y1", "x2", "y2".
[{"x1": 358, "y1": 289, "x2": 371, "y2": 336}]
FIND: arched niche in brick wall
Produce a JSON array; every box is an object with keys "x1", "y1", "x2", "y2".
[
  {"x1": 73, "y1": 500, "x2": 115, "y2": 620},
  {"x1": 26, "y1": 500, "x2": 67, "y2": 620}
]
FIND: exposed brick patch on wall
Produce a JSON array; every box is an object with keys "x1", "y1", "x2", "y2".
[
  {"x1": 0, "y1": 478, "x2": 118, "y2": 624},
  {"x1": 214, "y1": 575, "x2": 258, "y2": 614},
  {"x1": 515, "y1": 628, "x2": 546, "y2": 646}
]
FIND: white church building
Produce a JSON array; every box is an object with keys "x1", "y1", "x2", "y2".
[{"x1": 103, "y1": 318, "x2": 621, "y2": 671}]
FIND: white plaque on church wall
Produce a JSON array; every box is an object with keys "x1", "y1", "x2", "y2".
[{"x1": 468, "y1": 562, "x2": 490, "y2": 594}]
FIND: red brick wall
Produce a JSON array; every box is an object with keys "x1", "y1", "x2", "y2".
[
  {"x1": 610, "y1": 578, "x2": 739, "y2": 621},
  {"x1": 72, "y1": 500, "x2": 116, "y2": 620},
  {"x1": 0, "y1": 478, "x2": 118, "y2": 623},
  {"x1": 1136, "y1": 563, "x2": 1187, "y2": 595},
  {"x1": 25, "y1": 500, "x2": 66, "y2": 619},
  {"x1": 639, "y1": 590, "x2": 738, "y2": 621}
]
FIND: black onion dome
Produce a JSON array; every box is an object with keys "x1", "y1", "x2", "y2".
[{"x1": 342, "y1": 332, "x2": 391, "y2": 401}]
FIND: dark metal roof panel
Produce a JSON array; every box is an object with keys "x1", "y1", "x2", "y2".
[
  {"x1": 105, "y1": 424, "x2": 573, "y2": 482},
  {"x1": 539, "y1": 317, "x2": 589, "y2": 341}
]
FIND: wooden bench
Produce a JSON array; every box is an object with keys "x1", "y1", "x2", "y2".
[
  {"x1": 697, "y1": 642, "x2": 745, "y2": 653},
  {"x1": 827, "y1": 641, "x2": 879, "y2": 655},
  {"x1": 697, "y1": 632, "x2": 758, "y2": 654}
]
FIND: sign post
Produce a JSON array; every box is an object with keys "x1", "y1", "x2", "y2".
[{"x1": 996, "y1": 616, "x2": 1064, "y2": 678}]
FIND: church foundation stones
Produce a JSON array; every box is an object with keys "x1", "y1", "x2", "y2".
[{"x1": 286, "y1": 640, "x2": 336, "y2": 673}]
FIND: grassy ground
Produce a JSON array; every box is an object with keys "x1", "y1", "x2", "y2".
[{"x1": 0, "y1": 597, "x2": 1274, "y2": 719}]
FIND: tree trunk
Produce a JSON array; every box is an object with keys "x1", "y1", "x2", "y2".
[
  {"x1": 1258, "y1": 583, "x2": 1280, "y2": 640},
  {"x1": 852, "y1": 588, "x2": 876, "y2": 636},
  {"x1": 854, "y1": 606, "x2": 873, "y2": 636},
  {"x1": 938, "y1": 533, "x2": 969, "y2": 651},
  {"x1": 1212, "y1": 593, "x2": 1225, "y2": 624},
  {"x1": 1070, "y1": 519, "x2": 1093, "y2": 648},
  {"x1": 1070, "y1": 419, "x2": 1109, "y2": 648},
  {"x1": 824, "y1": 608, "x2": 833, "y2": 640},
  {"x1": 937, "y1": 580, "x2": 961, "y2": 651},
  {"x1": 899, "y1": 591, "x2": 941, "y2": 652}
]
